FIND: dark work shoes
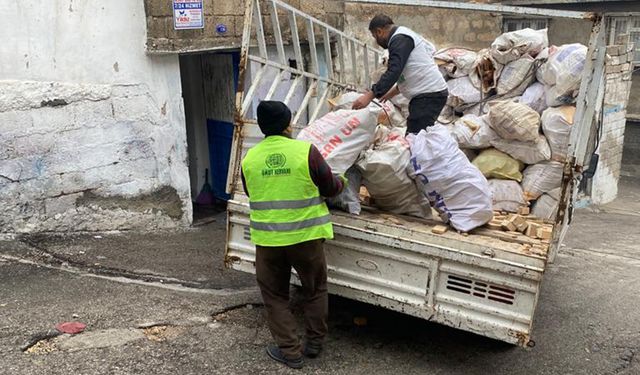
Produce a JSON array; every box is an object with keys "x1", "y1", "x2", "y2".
[
  {"x1": 266, "y1": 344, "x2": 304, "y2": 369},
  {"x1": 303, "y1": 341, "x2": 323, "y2": 358}
]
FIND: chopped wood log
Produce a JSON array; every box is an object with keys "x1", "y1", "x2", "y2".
[
  {"x1": 525, "y1": 222, "x2": 542, "y2": 238},
  {"x1": 486, "y1": 221, "x2": 503, "y2": 230},
  {"x1": 537, "y1": 227, "x2": 552, "y2": 240},
  {"x1": 471, "y1": 228, "x2": 540, "y2": 246},
  {"x1": 517, "y1": 206, "x2": 530, "y2": 215},
  {"x1": 432, "y1": 225, "x2": 449, "y2": 235},
  {"x1": 501, "y1": 220, "x2": 517, "y2": 232}
]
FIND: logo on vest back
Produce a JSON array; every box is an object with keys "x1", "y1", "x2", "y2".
[{"x1": 263, "y1": 153, "x2": 290, "y2": 177}]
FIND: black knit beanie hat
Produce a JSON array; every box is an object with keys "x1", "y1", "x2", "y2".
[{"x1": 257, "y1": 101, "x2": 292, "y2": 136}]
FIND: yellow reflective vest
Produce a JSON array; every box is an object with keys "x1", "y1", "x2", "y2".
[{"x1": 241, "y1": 136, "x2": 333, "y2": 246}]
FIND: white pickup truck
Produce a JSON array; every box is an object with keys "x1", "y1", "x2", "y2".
[{"x1": 225, "y1": 0, "x2": 609, "y2": 346}]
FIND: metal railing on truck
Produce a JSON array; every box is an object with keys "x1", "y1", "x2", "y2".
[
  {"x1": 226, "y1": 0, "x2": 385, "y2": 198},
  {"x1": 227, "y1": 0, "x2": 609, "y2": 264}
]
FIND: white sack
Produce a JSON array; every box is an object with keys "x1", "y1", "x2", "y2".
[
  {"x1": 390, "y1": 93, "x2": 411, "y2": 118},
  {"x1": 489, "y1": 179, "x2": 526, "y2": 213},
  {"x1": 496, "y1": 56, "x2": 536, "y2": 97},
  {"x1": 489, "y1": 100, "x2": 541, "y2": 142},
  {"x1": 438, "y1": 105, "x2": 457, "y2": 124},
  {"x1": 536, "y1": 43, "x2": 587, "y2": 106},
  {"x1": 447, "y1": 115, "x2": 498, "y2": 149},
  {"x1": 521, "y1": 161, "x2": 564, "y2": 200},
  {"x1": 407, "y1": 125, "x2": 493, "y2": 232},
  {"x1": 490, "y1": 28, "x2": 549, "y2": 65},
  {"x1": 328, "y1": 91, "x2": 362, "y2": 110},
  {"x1": 327, "y1": 167, "x2": 362, "y2": 215},
  {"x1": 358, "y1": 128, "x2": 432, "y2": 218},
  {"x1": 541, "y1": 106, "x2": 576, "y2": 162},
  {"x1": 435, "y1": 48, "x2": 478, "y2": 78},
  {"x1": 490, "y1": 134, "x2": 552, "y2": 164},
  {"x1": 377, "y1": 100, "x2": 407, "y2": 128},
  {"x1": 297, "y1": 107, "x2": 380, "y2": 174},
  {"x1": 519, "y1": 82, "x2": 548, "y2": 114},
  {"x1": 447, "y1": 77, "x2": 482, "y2": 111},
  {"x1": 463, "y1": 102, "x2": 491, "y2": 117},
  {"x1": 329, "y1": 91, "x2": 406, "y2": 128},
  {"x1": 470, "y1": 49, "x2": 502, "y2": 94},
  {"x1": 531, "y1": 187, "x2": 562, "y2": 220}
]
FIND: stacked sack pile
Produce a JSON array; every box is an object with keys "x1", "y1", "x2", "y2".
[
  {"x1": 435, "y1": 28, "x2": 586, "y2": 221},
  {"x1": 298, "y1": 92, "x2": 434, "y2": 220},
  {"x1": 293, "y1": 28, "x2": 586, "y2": 232},
  {"x1": 297, "y1": 89, "x2": 494, "y2": 233}
]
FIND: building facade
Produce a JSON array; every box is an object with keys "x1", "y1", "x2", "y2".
[{"x1": 0, "y1": 0, "x2": 635, "y2": 234}]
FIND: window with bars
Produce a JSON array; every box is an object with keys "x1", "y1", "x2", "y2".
[
  {"x1": 503, "y1": 18, "x2": 549, "y2": 33},
  {"x1": 609, "y1": 16, "x2": 640, "y2": 65}
]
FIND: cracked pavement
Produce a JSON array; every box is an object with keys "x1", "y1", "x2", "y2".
[{"x1": 1, "y1": 178, "x2": 640, "y2": 374}]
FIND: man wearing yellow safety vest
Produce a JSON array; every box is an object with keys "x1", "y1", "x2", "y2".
[{"x1": 241, "y1": 101, "x2": 346, "y2": 369}]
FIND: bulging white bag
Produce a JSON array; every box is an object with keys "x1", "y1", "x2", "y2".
[
  {"x1": 496, "y1": 56, "x2": 536, "y2": 97},
  {"x1": 490, "y1": 134, "x2": 552, "y2": 164},
  {"x1": 490, "y1": 28, "x2": 549, "y2": 65},
  {"x1": 519, "y1": 82, "x2": 548, "y2": 114},
  {"x1": 536, "y1": 43, "x2": 587, "y2": 106},
  {"x1": 521, "y1": 161, "x2": 564, "y2": 200},
  {"x1": 435, "y1": 48, "x2": 478, "y2": 78},
  {"x1": 532, "y1": 187, "x2": 562, "y2": 220},
  {"x1": 297, "y1": 107, "x2": 380, "y2": 174},
  {"x1": 390, "y1": 93, "x2": 410, "y2": 118},
  {"x1": 447, "y1": 77, "x2": 482, "y2": 111},
  {"x1": 541, "y1": 106, "x2": 576, "y2": 162},
  {"x1": 407, "y1": 125, "x2": 493, "y2": 232},
  {"x1": 329, "y1": 91, "x2": 406, "y2": 128},
  {"x1": 327, "y1": 91, "x2": 361, "y2": 110},
  {"x1": 489, "y1": 100, "x2": 541, "y2": 142},
  {"x1": 358, "y1": 128, "x2": 432, "y2": 218},
  {"x1": 327, "y1": 167, "x2": 362, "y2": 215},
  {"x1": 447, "y1": 115, "x2": 498, "y2": 149},
  {"x1": 488, "y1": 179, "x2": 526, "y2": 213}
]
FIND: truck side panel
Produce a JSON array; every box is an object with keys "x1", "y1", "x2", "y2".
[{"x1": 227, "y1": 201, "x2": 542, "y2": 346}]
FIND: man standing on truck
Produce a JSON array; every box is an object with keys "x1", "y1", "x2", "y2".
[
  {"x1": 241, "y1": 101, "x2": 346, "y2": 369},
  {"x1": 352, "y1": 14, "x2": 448, "y2": 134}
]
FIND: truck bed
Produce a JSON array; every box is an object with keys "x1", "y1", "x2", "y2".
[{"x1": 226, "y1": 199, "x2": 547, "y2": 346}]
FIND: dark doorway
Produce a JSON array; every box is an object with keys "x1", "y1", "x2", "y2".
[{"x1": 179, "y1": 51, "x2": 240, "y2": 224}]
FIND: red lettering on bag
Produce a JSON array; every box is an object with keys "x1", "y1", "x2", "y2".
[
  {"x1": 328, "y1": 134, "x2": 343, "y2": 147},
  {"x1": 323, "y1": 143, "x2": 334, "y2": 156}
]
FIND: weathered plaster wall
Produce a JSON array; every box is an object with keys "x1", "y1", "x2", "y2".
[
  {"x1": 144, "y1": 0, "x2": 346, "y2": 53},
  {"x1": 591, "y1": 44, "x2": 635, "y2": 204},
  {"x1": 628, "y1": 72, "x2": 640, "y2": 120},
  {"x1": 343, "y1": 1, "x2": 503, "y2": 51},
  {"x1": 547, "y1": 18, "x2": 592, "y2": 46},
  {"x1": 0, "y1": 0, "x2": 192, "y2": 233}
]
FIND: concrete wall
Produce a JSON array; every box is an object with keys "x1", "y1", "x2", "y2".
[
  {"x1": 144, "y1": 0, "x2": 346, "y2": 53},
  {"x1": 628, "y1": 72, "x2": 640, "y2": 120},
  {"x1": 590, "y1": 44, "x2": 635, "y2": 204},
  {"x1": 547, "y1": 18, "x2": 592, "y2": 46},
  {"x1": 0, "y1": 0, "x2": 192, "y2": 234},
  {"x1": 344, "y1": 1, "x2": 503, "y2": 51}
]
